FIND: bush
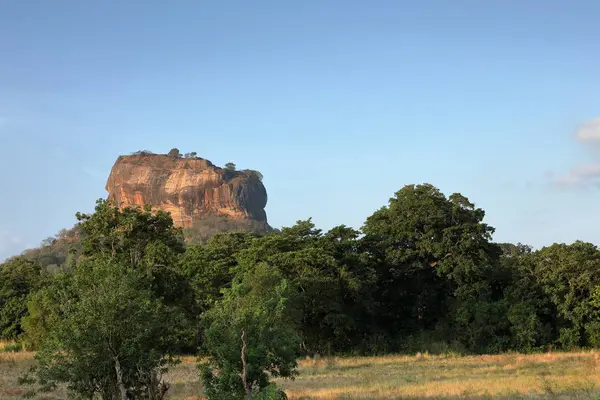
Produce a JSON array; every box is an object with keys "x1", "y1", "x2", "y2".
[{"x1": 168, "y1": 148, "x2": 181, "y2": 158}]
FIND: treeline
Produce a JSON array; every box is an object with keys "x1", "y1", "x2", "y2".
[{"x1": 2, "y1": 183, "x2": 600, "y2": 398}]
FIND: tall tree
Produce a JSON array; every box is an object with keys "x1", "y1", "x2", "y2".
[
  {"x1": 235, "y1": 220, "x2": 374, "y2": 353},
  {"x1": 22, "y1": 200, "x2": 194, "y2": 399},
  {"x1": 500, "y1": 244, "x2": 555, "y2": 352},
  {"x1": 179, "y1": 232, "x2": 256, "y2": 347},
  {"x1": 533, "y1": 241, "x2": 600, "y2": 348},
  {"x1": 0, "y1": 257, "x2": 43, "y2": 339},
  {"x1": 361, "y1": 184, "x2": 502, "y2": 351},
  {"x1": 180, "y1": 232, "x2": 256, "y2": 312},
  {"x1": 21, "y1": 272, "x2": 70, "y2": 350},
  {"x1": 75, "y1": 199, "x2": 191, "y2": 310}
]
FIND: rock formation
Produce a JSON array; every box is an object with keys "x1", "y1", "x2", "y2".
[{"x1": 105, "y1": 153, "x2": 269, "y2": 231}]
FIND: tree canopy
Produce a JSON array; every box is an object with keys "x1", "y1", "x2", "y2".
[
  {"x1": 20, "y1": 201, "x2": 192, "y2": 399},
  {"x1": 3, "y1": 183, "x2": 600, "y2": 398}
]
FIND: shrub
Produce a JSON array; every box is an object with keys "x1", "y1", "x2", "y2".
[{"x1": 167, "y1": 148, "x2": 181, "y2": 158}]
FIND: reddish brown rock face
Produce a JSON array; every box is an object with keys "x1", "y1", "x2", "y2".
[{"x1": 105, "y1": 154, "x2": 268, "y2": 228}]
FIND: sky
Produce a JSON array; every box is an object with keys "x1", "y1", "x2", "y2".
[{"x1": 1, "y1": 0, "x2": 599, "y2": 260}]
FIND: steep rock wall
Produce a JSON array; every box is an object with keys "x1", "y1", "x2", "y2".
[{"x1": 105, "y1": 154, "x2": 268, "y2": 228}]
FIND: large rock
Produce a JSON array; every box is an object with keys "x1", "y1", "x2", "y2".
[{"x1": 105, "y1": 153, "x2": 269, "y2": 229}]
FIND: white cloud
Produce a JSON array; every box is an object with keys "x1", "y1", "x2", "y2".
[
  {"x1": 575, "y1": 118, "x2": 600, "y2": 142},
  {"x1": 553, "y1": 118, "x2": 600, "y2": 189},
  {"x1": 555, "y1": 163, "x2": 600, "y2": 187}
]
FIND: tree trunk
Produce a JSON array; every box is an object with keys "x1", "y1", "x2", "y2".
[
  {"x1": 240, "y1": 328, "x2": 252, "y2": 400},
  {"x1": 114, "y1": 356, "x2": 128, "y2": 400}
]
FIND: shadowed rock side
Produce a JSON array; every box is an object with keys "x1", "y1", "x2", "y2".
[{"x1": 105, "y1": 154, "x2": 269, "y2": 232}]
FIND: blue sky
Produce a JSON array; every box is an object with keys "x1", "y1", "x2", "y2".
[{"x1": 1, "y1": 0, "x2": 599, "y2": 260}]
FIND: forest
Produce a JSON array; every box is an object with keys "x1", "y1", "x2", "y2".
[{"x1": 1, "y1": 183, "x2": 600, "y2": 400}]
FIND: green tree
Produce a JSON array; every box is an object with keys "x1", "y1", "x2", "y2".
[
  {"x1": 224, "y1": 162, "x2": 236, "y2": 171},
  {"x1": 75, "y1": 199, "x2": 184, "y2": 264},
  {"x1": 199, "y1": 262, "x2": 300, "y2": 400},
  {"x1": 498, "y1": 243, "x2": 555, "y2": 352},
  {"x1": 315, "y1": 225, "x2": 376, "y2": 352},
  {"x1": 22, "y1": 199, "x2": 195, "y2": 398},
  {"x1": 22, "y1": 258, "x2": 186, "y2": 399},
  {"x1": 180, "y1": 232, "x2": 255, "y2": 311},
  {"x1": 167, "y1": 148, "x2": 181, "y2": 158},
  {"x1": 75, "y1": 199, "x2": 191, "y2": 311},
  {"x1": 233, "y1": 220, "x2": 374, "y2": 354},
  {"x1": 20, "y1": 273, "x2": 70, "y2": 350},
  {"x1": 0, "y1": 257, "x2": 43, "y2": 339},
  {"x1": 22, "y1": 200, "x2": 192, "y2": 351},
  {"x1": 533, "y1": 241, "x2": 600, "y2": 349},
  {"x1": 361, "y1": 184, "x2": 503, "y2": 352},
  {"x1": 178, "y1": 232, "x2": 256, "y2": 347}
]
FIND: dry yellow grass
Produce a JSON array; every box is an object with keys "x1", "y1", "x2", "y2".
[
  {"x1": 280, "y1": 351, "x2": 600, "y2": 399},
  {"x1": 2, "y1": 350, "x2": 600, "y2": 399},
  {"x1": 0, "y1": 348, "x2": 39, "y2": 399}
]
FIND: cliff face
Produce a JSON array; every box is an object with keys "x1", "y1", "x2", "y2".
[{"x1": 105, "y1": 154, "x2": 268, "y2": 229}]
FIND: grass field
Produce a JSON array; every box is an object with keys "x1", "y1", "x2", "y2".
[{"x1": 3, "y1": 341, "x2": 600, "y2": 399}]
